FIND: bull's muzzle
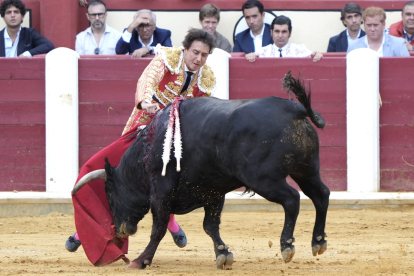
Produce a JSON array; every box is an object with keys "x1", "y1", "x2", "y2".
[{"x1": 116, "y1": 221, "x2": 138, "y2": 238}]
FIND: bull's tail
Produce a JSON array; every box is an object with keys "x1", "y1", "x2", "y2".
[{"x1": 282, "y1": 71, "x2": 326, "y2": 129}]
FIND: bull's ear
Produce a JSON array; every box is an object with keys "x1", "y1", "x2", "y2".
[{"x1": 104, "y1": 157, "x2": 114, "y2": 184}]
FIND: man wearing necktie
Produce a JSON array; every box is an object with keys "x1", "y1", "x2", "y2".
[
  {"x1": 67, "y1": 28, "x2": 216, "y2": 266},
  {"x1": 245, "y1": 15, "x2": 323, "y2": 62}
]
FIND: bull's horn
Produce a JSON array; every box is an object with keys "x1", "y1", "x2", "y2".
[{"x1": 71, "y1": 169, "x2": 107, "y2": 195}]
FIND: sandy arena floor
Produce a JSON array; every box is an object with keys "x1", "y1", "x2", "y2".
[{"x1": 0, "y1": 206, "x2": 413, "y2": 275}]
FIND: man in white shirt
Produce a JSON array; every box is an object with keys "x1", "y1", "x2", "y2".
[
  {"x1": 347, "y1": 7, "x2": 409, "y2": 57},
  {"x1": 75, "y1": 0, "x2": 121, "y2": 55},
  {"x1": 245, "y1": 15, "x2": 323, "y2": 62}
]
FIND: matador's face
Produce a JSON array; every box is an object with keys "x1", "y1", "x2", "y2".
[{"x1": 183, "y1": 41, "x2": 210, "y2": 72}]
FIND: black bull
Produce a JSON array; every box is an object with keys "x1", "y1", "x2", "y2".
[{"x1": 73, "y1": 73, "x2": 330, "y2": 269}]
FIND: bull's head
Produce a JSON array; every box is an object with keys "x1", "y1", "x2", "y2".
[{"x1": 71, "y1": 158, "x2": 151, "y2": 239}]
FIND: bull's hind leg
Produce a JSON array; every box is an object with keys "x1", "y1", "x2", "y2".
[
  {"x1": 290, "y1": 171, "x2": 330, "y2": 257},
  {"x1": 251, "y1": 179, "x2": 300, "y2": 263},
  {"x1": 203, "y1": 195, "x2": 234, "y2": 270}
]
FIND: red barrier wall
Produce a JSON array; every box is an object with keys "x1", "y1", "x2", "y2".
[
  {"x1": 229, "y1": 58, "x2": 347, "y2": 191},
  {"x1": 78, "y1": 56, "x2": 151, "y2": 165},
  {"x1": 379, "y1": 58, "x2": 414, "y2": 191},
  {"x1": 0, "y1": 57, "x2": 46, "y2": 191},
  {"x1": 1, "y1": 56, "x2": 413, "y2": 192}
]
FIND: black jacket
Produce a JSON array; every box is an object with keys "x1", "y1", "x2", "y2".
[
  {"x1": 327, "y1": 29, "x2": 366, "y2": 52},
  {"x1": 0, "y1": 27, "x2": 54, "y2": 57},
  {"x1": 115, "y1": 27, "x2": 172, "y2": 55},
  {"x1": 233, "y1": 24, "x2": 273, "y2": 53}
]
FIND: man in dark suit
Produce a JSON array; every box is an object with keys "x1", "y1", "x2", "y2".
[
  {"x1": 233, "y1": 0, "x2": 273, "y2": 53},
  {"x1": 327, "y1": 3, "x2": 365, "y2": 52},
  {"x1": 115, "y1": 9, "x2": 172, "y2": 58},
  {"x1": 0, "y1": 0, "x2": 54, "y2": 57}
]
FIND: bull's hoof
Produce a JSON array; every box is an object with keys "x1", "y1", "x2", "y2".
[
  {"x1": 312, "y1": 240, "x2": 328, "y2": 256},
  {"x1": 281, "y1": 246, "x2": 295, "y2": 263},
  {"x1": 216, "y1": 252, "x2": 234, "y2": 270},
  {"x1": 128, "y1": 258, "x2": 151, "y2": 269}
]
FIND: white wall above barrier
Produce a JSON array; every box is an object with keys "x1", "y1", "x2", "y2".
[
  {"x1": 346, "y1": 48, "x2": 380, "y2": 193},
  {"x1": 45, "y1": 48, "x2": 80, "y2": 193},
  {"x1": 207, "y1": 48, "x2": 231, "y2": 100}
]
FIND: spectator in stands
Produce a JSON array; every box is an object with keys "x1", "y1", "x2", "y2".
[
  {"x1": 75, "y1": 0, "x2": 121, "y2": 55},
  {"x1": 0, "y1": 0, "x2": 54, "y2": 57},
  {"x1": 389, "y1": 1, "x2": 414, "y2": 52},
  {"x1": 327, "y1": 3, "x2": 366, "y2": 52},
  {"x1": 245, "y1": 16, "x2": 323, "y2": 62},
  {"x1": 347, "y1": 7, "x2": 409, "y2": 56},
  {"x1": 233, "y1": 0, "x2": 273, "y2": 53},
  {"x1": 199, "y1": 4, "x2": 232, "y2": 53},
  {"x1": 116, "y1": 9, "x2": 172, "y2": 58}
]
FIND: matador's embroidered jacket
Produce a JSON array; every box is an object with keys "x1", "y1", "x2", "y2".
[{"x1": 122, "y1": 45, "x2": 216, "y2": 135}]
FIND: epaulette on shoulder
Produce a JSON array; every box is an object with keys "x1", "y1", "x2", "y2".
[
  {"x1": 197, "y1": 63, "x2": 216, "y2": 96},
  {"x1": 155, "y1": 44, "x2": 184, "y2": 74}
]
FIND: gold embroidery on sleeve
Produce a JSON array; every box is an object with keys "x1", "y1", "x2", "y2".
[{"x1": 135, "y1": 55, "x2": 166, "y2": 107}]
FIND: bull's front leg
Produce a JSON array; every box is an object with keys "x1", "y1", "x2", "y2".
[
  {"x1": 203, "y1": 195, "x2": 234, "y2": 270},
  {"x1": 128, "y1": 196, "x2": 171, "y2": 269}
]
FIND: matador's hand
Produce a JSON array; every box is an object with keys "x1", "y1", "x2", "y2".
[{"x1": 141, "y1": 102, "x2": 160, "y2": 114}]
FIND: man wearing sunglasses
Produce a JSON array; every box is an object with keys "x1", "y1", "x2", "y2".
[
  {"x1": 115, "y1": 9, "x2": 172, "y2": 58},
  {"x1": 75, "y1": 0, "x2": 121, "y2": 55}
]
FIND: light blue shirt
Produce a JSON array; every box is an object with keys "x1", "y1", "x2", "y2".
[
  {"x1": 346, "y1": 29, "x2": 362, "y2": 50},
  {"x1": 4, "y1": 27, "x2": 31, "y2": 57},
  {"x1": 364, "y1": 34, "x2": 385, "y2": 57}
]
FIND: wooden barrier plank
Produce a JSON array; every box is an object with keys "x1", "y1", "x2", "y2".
[
  {"x1": 0, "y1": 168, "x2": 45, "y2": 186},
  {"x1": 79, "y1": 103, "x2": 132, "y2": 125},
  {"x1": 0, "y1": 102, "x2": 45, "y2": 124},
  {"x1": 79, "y1": 80, "x2": 137, "y2": 103},
  {"x1": 79, "y1": 125, "x2": 124, "y2": 147},
  {"x1": 0, "y1": 154, "x2": 45, "y2": 169},
  {"x1": 316, "y1": 125, "x2": 346, "y2": 147},
  {"x1": 319, "y1": 169, "x2": 347, "y2": 191},
  {"x1": 380, "y1": 170, "x2": 414, "y2": 191},
  {"x1": 380, "y1": 102, "x2": 414, "y2": 125},
  {"x1": 319, "y1": 147, "x2": 347, "y2": 169},
  {"x1": 0, "y1": 80, "x2": 45, "y2": 101},
  {"x1": 78, "y1": 58, "x2": 151, "y2": 81},
  {"x1": 380, "y1": 147, "x2": 414, "y2": 170},
  {"x1": 380, "y1": 81, "x2": 414, "y2": 100},
  {"x1": 79, "y1": 147, "x2": 103, "y2": 166},
  {"x1": 229, "y1": 79, "x2": 346, "y2": 100},
  {"x1": 380, "y1": 57, "x2": 414, "y2": 79},
  {"x1": 229, "y1": 58, "x2": 346, "y2": 80},
  {"x1": 380, "y1": 125, "x2": 414, "y2": 147},
  {"x1": 0, "y1": 125, "x2": 45, "y2": 147},
  {"x1": 0, "y1": 182, "x2": 45, "y2": 192},
  {"x1": 0, "y1": 59, "x2": 45, "y2": 80}
]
